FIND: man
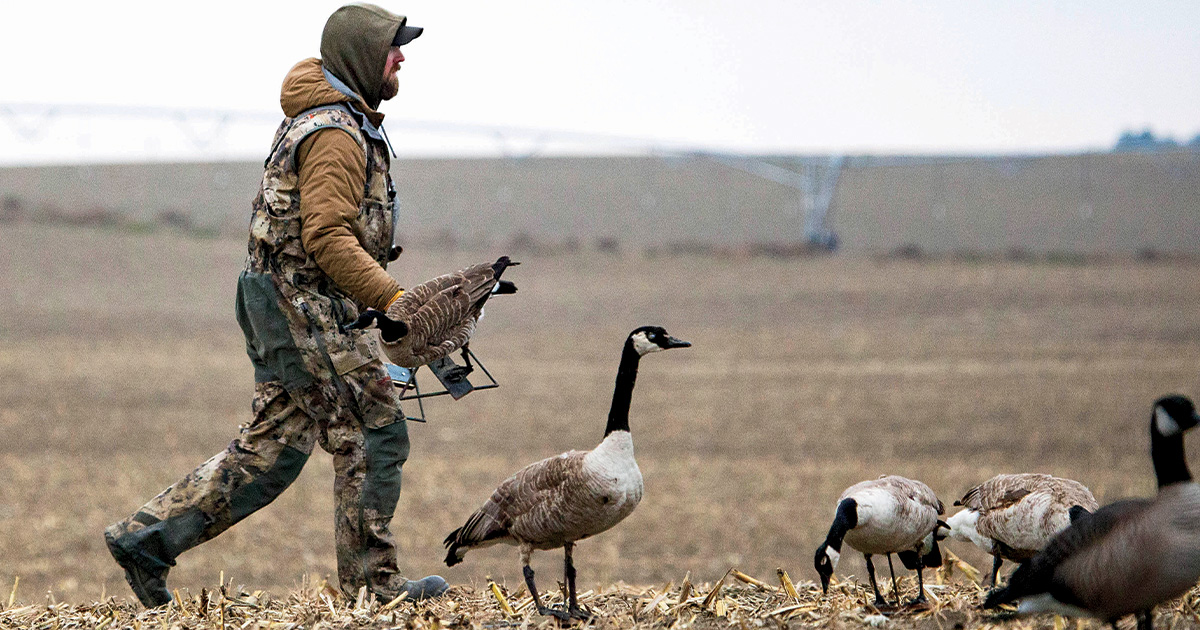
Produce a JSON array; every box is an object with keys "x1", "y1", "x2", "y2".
[{"x1": 104, "y1": 3, "x2": 448, "y2": 607}]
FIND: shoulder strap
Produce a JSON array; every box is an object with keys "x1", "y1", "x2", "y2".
[{"x1": 264, "y1": 104, "x2": 369, "y2": 172}]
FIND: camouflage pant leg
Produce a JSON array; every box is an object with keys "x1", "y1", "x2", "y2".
[
  {"x1": 322, "y1": 395, "x2": 411, "y2": 599},
  {"x1": 105, "y1": 382, "x2": 316, "y2": 570}
]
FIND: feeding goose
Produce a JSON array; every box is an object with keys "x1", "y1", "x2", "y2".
[
  {"x1": 442, "y1": 326, "x2": 690, "y2": 621},
  {"x1": 946, "y1": 473, "x2": 1097, "y2": 586},
  {"x1": 348, "y1": 255, "x2": 518, "y2": 381},
  {"x1": 984, "y1": 395, "x2": 1200, "y2": 629},
  {"x1": 814, "y1": 475, "x2": 947, "y2": 609}
]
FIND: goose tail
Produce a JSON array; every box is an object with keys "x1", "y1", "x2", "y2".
[
  {"x1": 491, "y1": 256, "x2": 520, "y2": 279},
  {"x1": 443, "y1": 527, "x2": 468, "y2": 567}
]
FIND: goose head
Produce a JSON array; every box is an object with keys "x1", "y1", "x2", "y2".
[
  {"x1": 627, "y1": 326, "x2": 691, "y2": 355},
  {"x1": 345, "y1": 309, "x2": 409, "y2": 343},
  {"x1": 813, "y1": 543, "x2": 839, "y2": 595},
  {"x1": 1153, "y1": 395, "x2": 1199, "y2": 438}
]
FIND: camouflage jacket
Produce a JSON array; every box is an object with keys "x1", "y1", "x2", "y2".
[{"x1": 236, "y1": 104, "x2": 402, "y2": 429}]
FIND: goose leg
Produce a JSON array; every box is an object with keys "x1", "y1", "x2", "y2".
[
  {"x1": 523, "y1": 564, "x2": 569, "y2": 621},
  {"x1": 906, "y1": 567, "x2": 927, "y2": 606},
  {"x1": 864, "y1": 554, "x2": 887, "y2": 609},
  {"x1": 442, "y1": 345, "x2": 475, "y2": 383},
  {"x1": 459, "y1": 344, "x2": 475, "y2": 372},
  {"x1": 563, "y1": 542, "x2": 591, "y2": 620},
  {"x1": 988, "y1": 555, "x2": 1003, "y2": 587},
  {"x1": 886, "y1": 554, "x2": 902, "y2": 607}
]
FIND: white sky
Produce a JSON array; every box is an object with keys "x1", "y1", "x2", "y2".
[{"x1": 1, "y1": 0, "x2": 1198, "y2": 164}]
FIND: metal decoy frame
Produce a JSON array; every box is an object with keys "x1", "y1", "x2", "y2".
[{"x1": 385, "y1": 346, "x2": 499, "y2": 422}]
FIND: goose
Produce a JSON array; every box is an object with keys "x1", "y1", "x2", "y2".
[
  {"x1": 814, "y1": 475, "x2": 947, "y2": 609},
  {"x1": 984, "y1": 395, "x2": 1200, "y2": 629},
  {"x1": 442, "y1": 326, "x2": 690, "y2": 621},
  {"x1": 946, "y1": 473, "x2": 1097, "y2": 586},
  {"x1": 348, "y1": 255, "x2": 518, "y2": 381}
]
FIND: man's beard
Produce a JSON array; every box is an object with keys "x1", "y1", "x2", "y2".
[{"x1": 380, "y1": 74, "x2": 399, "y2": 101}]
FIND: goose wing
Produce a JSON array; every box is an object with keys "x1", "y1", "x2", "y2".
[
  {"x1": 445, "y1": 450, "x2": 588, "y2": 553},
  {"x1": 877, "y1": 475, "x2": 944, "y2": 516},
  {"x1": 380, "y1": 258, "x2": 516, "y2": 367},
  {"x1": 381, "y1": 283, "x2": 476, "y2": 367},
  {"x1": 955, "y1": 474, "x2": 1045, "y2": 511}
]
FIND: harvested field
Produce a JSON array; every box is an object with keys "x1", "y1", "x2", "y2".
[{"x1": 1, "y1": 223, "x2": 1200, "y2": 628}]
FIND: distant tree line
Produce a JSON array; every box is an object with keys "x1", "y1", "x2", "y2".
[{"x1": 1114, "y1": 128, "x2": 1200, "y2": 152}]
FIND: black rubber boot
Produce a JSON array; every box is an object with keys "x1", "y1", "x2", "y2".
[{"x1": 104, "y1": 530, "x2": 173, "y2": 608}]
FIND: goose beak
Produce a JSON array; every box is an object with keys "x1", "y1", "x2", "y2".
[{"x1": 665, "y1": 336, "x2": 691, "y2": 349}]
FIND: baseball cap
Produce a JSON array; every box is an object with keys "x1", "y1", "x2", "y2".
[{"x1": 393, "y1": 21, "x2": 423, "y2": 46}]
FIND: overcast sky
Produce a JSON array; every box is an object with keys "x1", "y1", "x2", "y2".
[{"x1": 1, "y1": 0, "x2": 1197, "y2": 164}]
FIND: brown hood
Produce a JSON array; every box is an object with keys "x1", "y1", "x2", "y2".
[{"x1": 279, "y1": 58, "x2": 384, "y2": 128}]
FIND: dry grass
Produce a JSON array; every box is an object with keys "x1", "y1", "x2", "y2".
[
  {"x1": 6, "y1": 566, "x2": 1200, "y2": 629},
  {"x1": 2, "y1": 224, "x2": 1200, "y2": 627}
]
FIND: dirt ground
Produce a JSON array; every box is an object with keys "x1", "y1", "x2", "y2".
[{"x1": 1, "y1": 223, "x2": 1199, "y2": 627}]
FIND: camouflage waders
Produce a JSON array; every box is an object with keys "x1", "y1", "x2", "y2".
[{"x1": 106, "y1": 103, "x2": 419, "y2": 601}]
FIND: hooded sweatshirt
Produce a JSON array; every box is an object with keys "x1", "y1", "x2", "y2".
[
  {"x1": 321, "y1": 3, "x2": 406, "y2": 111},
  {"x1": 278, "y1": 4, "x2": 408, "y2": 310}
]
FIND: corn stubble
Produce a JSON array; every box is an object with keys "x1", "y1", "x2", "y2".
[{"x1": 6, "y1": 565, "x2": 1200, "y2": 629}]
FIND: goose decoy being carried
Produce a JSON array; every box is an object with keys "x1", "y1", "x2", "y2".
[
  {"x1": 985, "y1": 395, "x2": 1200, "y2": 629},
  {"x1": 814, "y1": 475, "x2": 947, "y2": 609},
  {"x1": 348, "y1": 255, "x2": 518, "y2": 382},
  {"x1": 946, "y1": 473, "x2": 1097, "y2": 586},
  {"x1": 442, "y1": 326, "x2": 691, "y2": 621}
]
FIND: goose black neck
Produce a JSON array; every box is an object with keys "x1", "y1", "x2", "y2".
[
  {"x1": 604, "y1": 342, "x2": 642, "y2": 437},
  {"x1": 823, "y1": 498, "x2": 858, "y2": 552},
  {"x1": 1151, "y1": 424, "x2": 1192, "y2": 488}
]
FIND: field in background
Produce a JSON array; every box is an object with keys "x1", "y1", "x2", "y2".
[
  {"x1": 3, "y1": 149, "x2": 1199, "y2": 256},
  {"x1": 1, "y1": 224, "x2": 1199, "y2": 615}
]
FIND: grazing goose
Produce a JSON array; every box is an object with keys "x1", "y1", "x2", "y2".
[
  {"x1": 442, "y1": 326, "x2": 690, "y2": 621},
  {"x1": 984, "y1": 395, "x2": 1200, "y2": 629},
  {"x1": 946, "y1": 473, "x2": 1097, "y2": 586},
  {"x1": 814, "y1": 476, "x2": 947, "y2": 609},
  {"x1": 348, "y1": 255, "x2": 519, "y2": 380}
]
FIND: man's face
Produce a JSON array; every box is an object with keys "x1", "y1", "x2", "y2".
[{"x1": 380, "y1": 46, "x2": 404, "y2": 101}]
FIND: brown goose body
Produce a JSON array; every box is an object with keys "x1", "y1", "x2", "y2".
[
  {"x1": 378, "y1": 256, "x2": 516, "y2": 367},
  {"x1": 949, "y1": 473, "x2": 1097, "y2": 562},
  {"x1": 444, "y1": 431, "x2": 643, "y2": 563}
]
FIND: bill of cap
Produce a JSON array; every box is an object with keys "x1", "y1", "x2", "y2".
[{"x1": 393, "y1": 24, "x2": 423, "y2": 46}]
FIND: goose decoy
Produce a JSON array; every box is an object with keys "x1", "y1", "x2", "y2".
[
  {"x1": 814, "y1": 475, "x2": 947, "y2": 609},
  {"x1": 984, "y1": 395, "x2": 1200, "y2": 629},
  {"x1": 946, "y1": 473, "x2": 1097, "y2": 586},
  {"x1": 348, "y1": 255, "x2": 519, "y2": 381},
  {"x1": 442, "y1": 326, "x2": 691, "y2": 621}
]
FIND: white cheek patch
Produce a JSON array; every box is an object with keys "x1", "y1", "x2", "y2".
[
  {"x1": 826, "y1": 547, "x2": 841, "y2": 570},
  {"x1": 631, "y1": 332, "x2": 662, "y2": 355},
  {"x1": 1157, "y1": 406, "x2": 1181, "y2": 437}
]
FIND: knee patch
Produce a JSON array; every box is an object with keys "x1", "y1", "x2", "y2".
[
  {"x1": 229, "y1": 444, "x2": 309, "y2": 522},
  {"x1": 362, "y1": 421, "x2": 409, "y2": 517}
]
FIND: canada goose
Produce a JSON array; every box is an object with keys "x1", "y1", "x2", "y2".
[
  {"x1": 946, "y1": 473, "x2": 1097, "y2": 586},
  {"x1": 348, "y1": 255, "x2": 518, "y2": 381},
  {"x1": 814, "y1": 476, "x2": 947, "y2": 609},
  {"x1": 442, "y1": 326, "x2": 690, "y2": 620},
  {"x1": 984, "y1": 395, "x2": 1200, "y2": 629}
]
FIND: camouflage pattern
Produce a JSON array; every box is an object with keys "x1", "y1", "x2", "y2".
[{"x1": 106, "y1": 105, "x2": 418, "y2": 601}]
